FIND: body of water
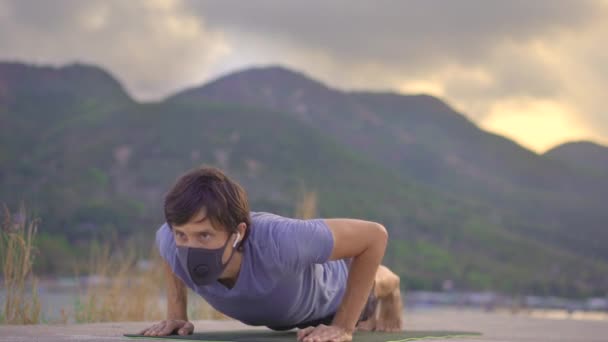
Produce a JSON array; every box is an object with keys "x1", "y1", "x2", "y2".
[{"x1": 1, "y1": 278, "x2": 607, "y2": 323}]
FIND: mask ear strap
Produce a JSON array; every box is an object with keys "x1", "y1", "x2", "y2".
[{"x1": 232, "y1": 232, "x2": 241, "y2": 248}]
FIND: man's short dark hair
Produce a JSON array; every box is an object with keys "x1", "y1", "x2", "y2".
[{"x1": 164, "y1": 166, "x2": 251, "y2": 250}]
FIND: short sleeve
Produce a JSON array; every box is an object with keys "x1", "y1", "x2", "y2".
[
  {"x1": 272, "y1": 217, "x2": 335, "y2": 271},
  {"x1": 155, "y1": 223, "x2": 174, "y2": 263}
]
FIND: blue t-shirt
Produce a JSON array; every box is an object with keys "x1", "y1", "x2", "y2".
[{"x1": 156, "y1": 211, "x2": 350, "y2": 327}]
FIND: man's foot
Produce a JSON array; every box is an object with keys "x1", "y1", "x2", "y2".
[
  {"x1": 375, "y1": 288, "x2": 403, "y2": 332},
  {"x1": 356, "y1": 265, "x2": 404, "y2": 332}
]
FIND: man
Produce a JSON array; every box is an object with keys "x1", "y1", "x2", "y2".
[{"x1": 139, "y1": 167, "x2": 403, "y2": 342}]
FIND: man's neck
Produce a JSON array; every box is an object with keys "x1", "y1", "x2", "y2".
[{"x1": 218, "y1": 250, "x2": 242, "y2": 289}]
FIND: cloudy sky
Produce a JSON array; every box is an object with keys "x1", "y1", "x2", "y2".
[{"x1": 1, "y1": 0, "x2": 607, "y2": 152}]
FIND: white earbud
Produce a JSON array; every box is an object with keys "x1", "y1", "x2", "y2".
[{"x1": 232, "y1": 232, "x2": 241, "y2": 248}]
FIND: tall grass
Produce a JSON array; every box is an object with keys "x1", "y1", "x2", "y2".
[
  {"x1": 73, "y1": 239, "x2": 221, "y2": 323},
  {"x1": 0, "y1": 204, "x2": 41, "y2": 324},
  {"x1": 295, "y1": 189, "x2": 318, "y2": 220},
  {"x1": 72, "y1": 241, "x2": 163, "y2": 322}
]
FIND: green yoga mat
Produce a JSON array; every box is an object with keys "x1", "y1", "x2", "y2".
[{"x1": 124, "y1": 330, "x2": 481, "y2": 341}]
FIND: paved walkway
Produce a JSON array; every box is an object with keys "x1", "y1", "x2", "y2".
[{"x1": 1, "y1": 308, "x2": 607, "y2": 341}]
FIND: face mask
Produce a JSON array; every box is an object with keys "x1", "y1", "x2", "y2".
[{"x1": 176, "y1": 232, "x2": 241, "y2": 286}]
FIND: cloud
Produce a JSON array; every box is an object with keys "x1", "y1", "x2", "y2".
[
  {"x1": 1, "y1": 0, "x2": 607, "y2": 151},
  {"x1": 190, "y1": 0, "x2": 600, "y2": 69},
  {"x1": 480, "y1": 98, "x2": 595, "y2": 152},
  {"x1": 0, "y1": 0, "x2": 230, "y2": 100}
]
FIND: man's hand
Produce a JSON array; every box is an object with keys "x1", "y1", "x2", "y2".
[
  {"x1": 138, "y1": 319, "x2": 194, "y2": 336},
  {"x1": 297, "y1": 324, "x2": 353, "y2": 342}
]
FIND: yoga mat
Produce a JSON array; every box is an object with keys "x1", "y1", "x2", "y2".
[{"x1": 124, "y1": 329, "x2": 481, "y2": 341}]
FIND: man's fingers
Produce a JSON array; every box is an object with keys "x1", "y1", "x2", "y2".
[
  {"x1": 148, "y1": 323, "x2": 161, "y2": 336},
  {"x1": 303, "y1": 330, "x2": 328, "y2": 342},
  {"x1": 139, "y1": 320, "x2": 194, "y2": 337},
  {"x1": 297, "y1": 326, "x2": 315, "y2": 340},
  {"x1": 302, "y1": 335, "x2": 319, "y2": 342},
  {"x1": 178, "y1": 327, "x2": 193, "y2": 336},
  {"x1": 301, "y1": 325, "x2": 324, "y2": 342},
  {"x1": 159, "y1": 321, "x2": 178, "y2": 336},
  {"x1": 143, "y1": 323, "x2": 160, "y2": 336},
  {"x1": 151, "y1": 322, "x2": 167, "y2": 336},
  {"x1": 142, "y1": 323, "x2": 158, "y2": 336},
  {"x1": 175, "y1": 320, "x2": 193, "y2": 335},
  {"x1": 298, "y1": 326, "x2": 313, "y2": 338},
  {"x1": 177, "y1": 322, "x2": 193, "y2": 336},
  {"x1": 301, "y1": 326, "x2": 352, "y2": 342},
  {"x1": 141, "y1": 326, "x2": 151, "y2": 336},
  {"x1": 181, "y1": 321, "x2": 195, "y2": 334}
]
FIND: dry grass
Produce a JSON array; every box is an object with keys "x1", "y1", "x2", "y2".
[
  {"x1": 295, "y1": 189, "x2": 318, "y2": 219},
  {"x1": 0, "y1": 204, "x2": 41, "y2": 324},
  {"x1": 73, "y1": 240, "x2": 219, "y2": 323},
  {"x1": 72, "y1": 242, "x2": 164, "y2": 323},
  {"x1": 187, "y1": 290, "x2": 228, "y2": 321}
]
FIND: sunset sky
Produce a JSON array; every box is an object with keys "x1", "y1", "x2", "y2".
[{"x1": 1, "y1": 0, "x2": 607, "y2": 153}]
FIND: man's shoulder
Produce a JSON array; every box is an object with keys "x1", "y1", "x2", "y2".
[
  {"x1": 249, "y1": 211, "x2": 284, "y2": 240},
  {"x1": 248, "y1": 211, "x2": 304, "y2": 255},
  {"x1": 248, "y1": 211, "x2": 334, "y2": 271},
  {"x1": 249, "y1": 211, "x2": 328, "y2": 235},
  {"x1": 155, "y1": 223, "x2": 174, "y2": 258},
  {"x1": 249, "y1": 211, "x2": 296, "y2": 231},
  {"x1": 250, "y1": 210, "x2": 284, "y2": 221}
]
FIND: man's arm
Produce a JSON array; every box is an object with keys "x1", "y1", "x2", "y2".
[
  {"x1": 164, "y1": 258, "x2": 188, "y2": 320},
  {"x1": 140, "y1": 259, "x2": 193, "y2": 336},
  {"x1": 325, "y1": 219, "x2": 388, "y2": 333}
]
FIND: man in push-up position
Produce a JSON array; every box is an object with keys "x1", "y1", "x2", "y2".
[{"x1": 140, "y1": 167, "x2": 403, "y2": 342}]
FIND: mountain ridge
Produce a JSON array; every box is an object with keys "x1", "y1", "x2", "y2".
[{"x1": 544, "y1": 140, "x2": 608, "y2": 174}]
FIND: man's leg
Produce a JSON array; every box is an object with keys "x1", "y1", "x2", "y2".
[{"x1": 356, "y1": 265, "x2": 403, "y2": 332}]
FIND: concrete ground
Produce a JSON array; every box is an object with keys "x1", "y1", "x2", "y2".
[{"x1": 1, "y1": 308, "x2": 607, "y2": 342}]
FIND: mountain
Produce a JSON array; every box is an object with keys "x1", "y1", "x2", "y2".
[
  {"x1": 544, "y1": 141, "x2": 608, "y2": 175},
  {"x1": 0, "y1": 63, "x2": 134, "y2": 232},
  {"x1": 0, "y1": 62, "x2": 131, "y2": 104},
  {"x1": 170, "y1": 66, "x2": 608, "y2": 263},
  {"x1": 0, "y1": 62, "x2": 133, "y2": 182},
  {"x1": 2, "y1": 62, "x2": 607, "y2": 296}
]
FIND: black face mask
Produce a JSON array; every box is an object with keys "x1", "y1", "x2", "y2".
[{"x1": 176, "y1": 232, "x2": 240, "y2": 286}]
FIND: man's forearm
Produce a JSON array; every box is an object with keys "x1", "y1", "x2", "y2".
[
  {"x1": 164, "y1": 260, "x2": 188, "y2": 320},
  {"x1": 331, "y1": 225, "x2": 387, "y2": 332},
  {"x1": 167, "y1": 283, "x2": 187, "y2": 320}
]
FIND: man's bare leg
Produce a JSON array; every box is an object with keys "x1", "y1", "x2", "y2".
[{"x1": 356, "y1": 265, "x2": 403, "y2": 332}]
